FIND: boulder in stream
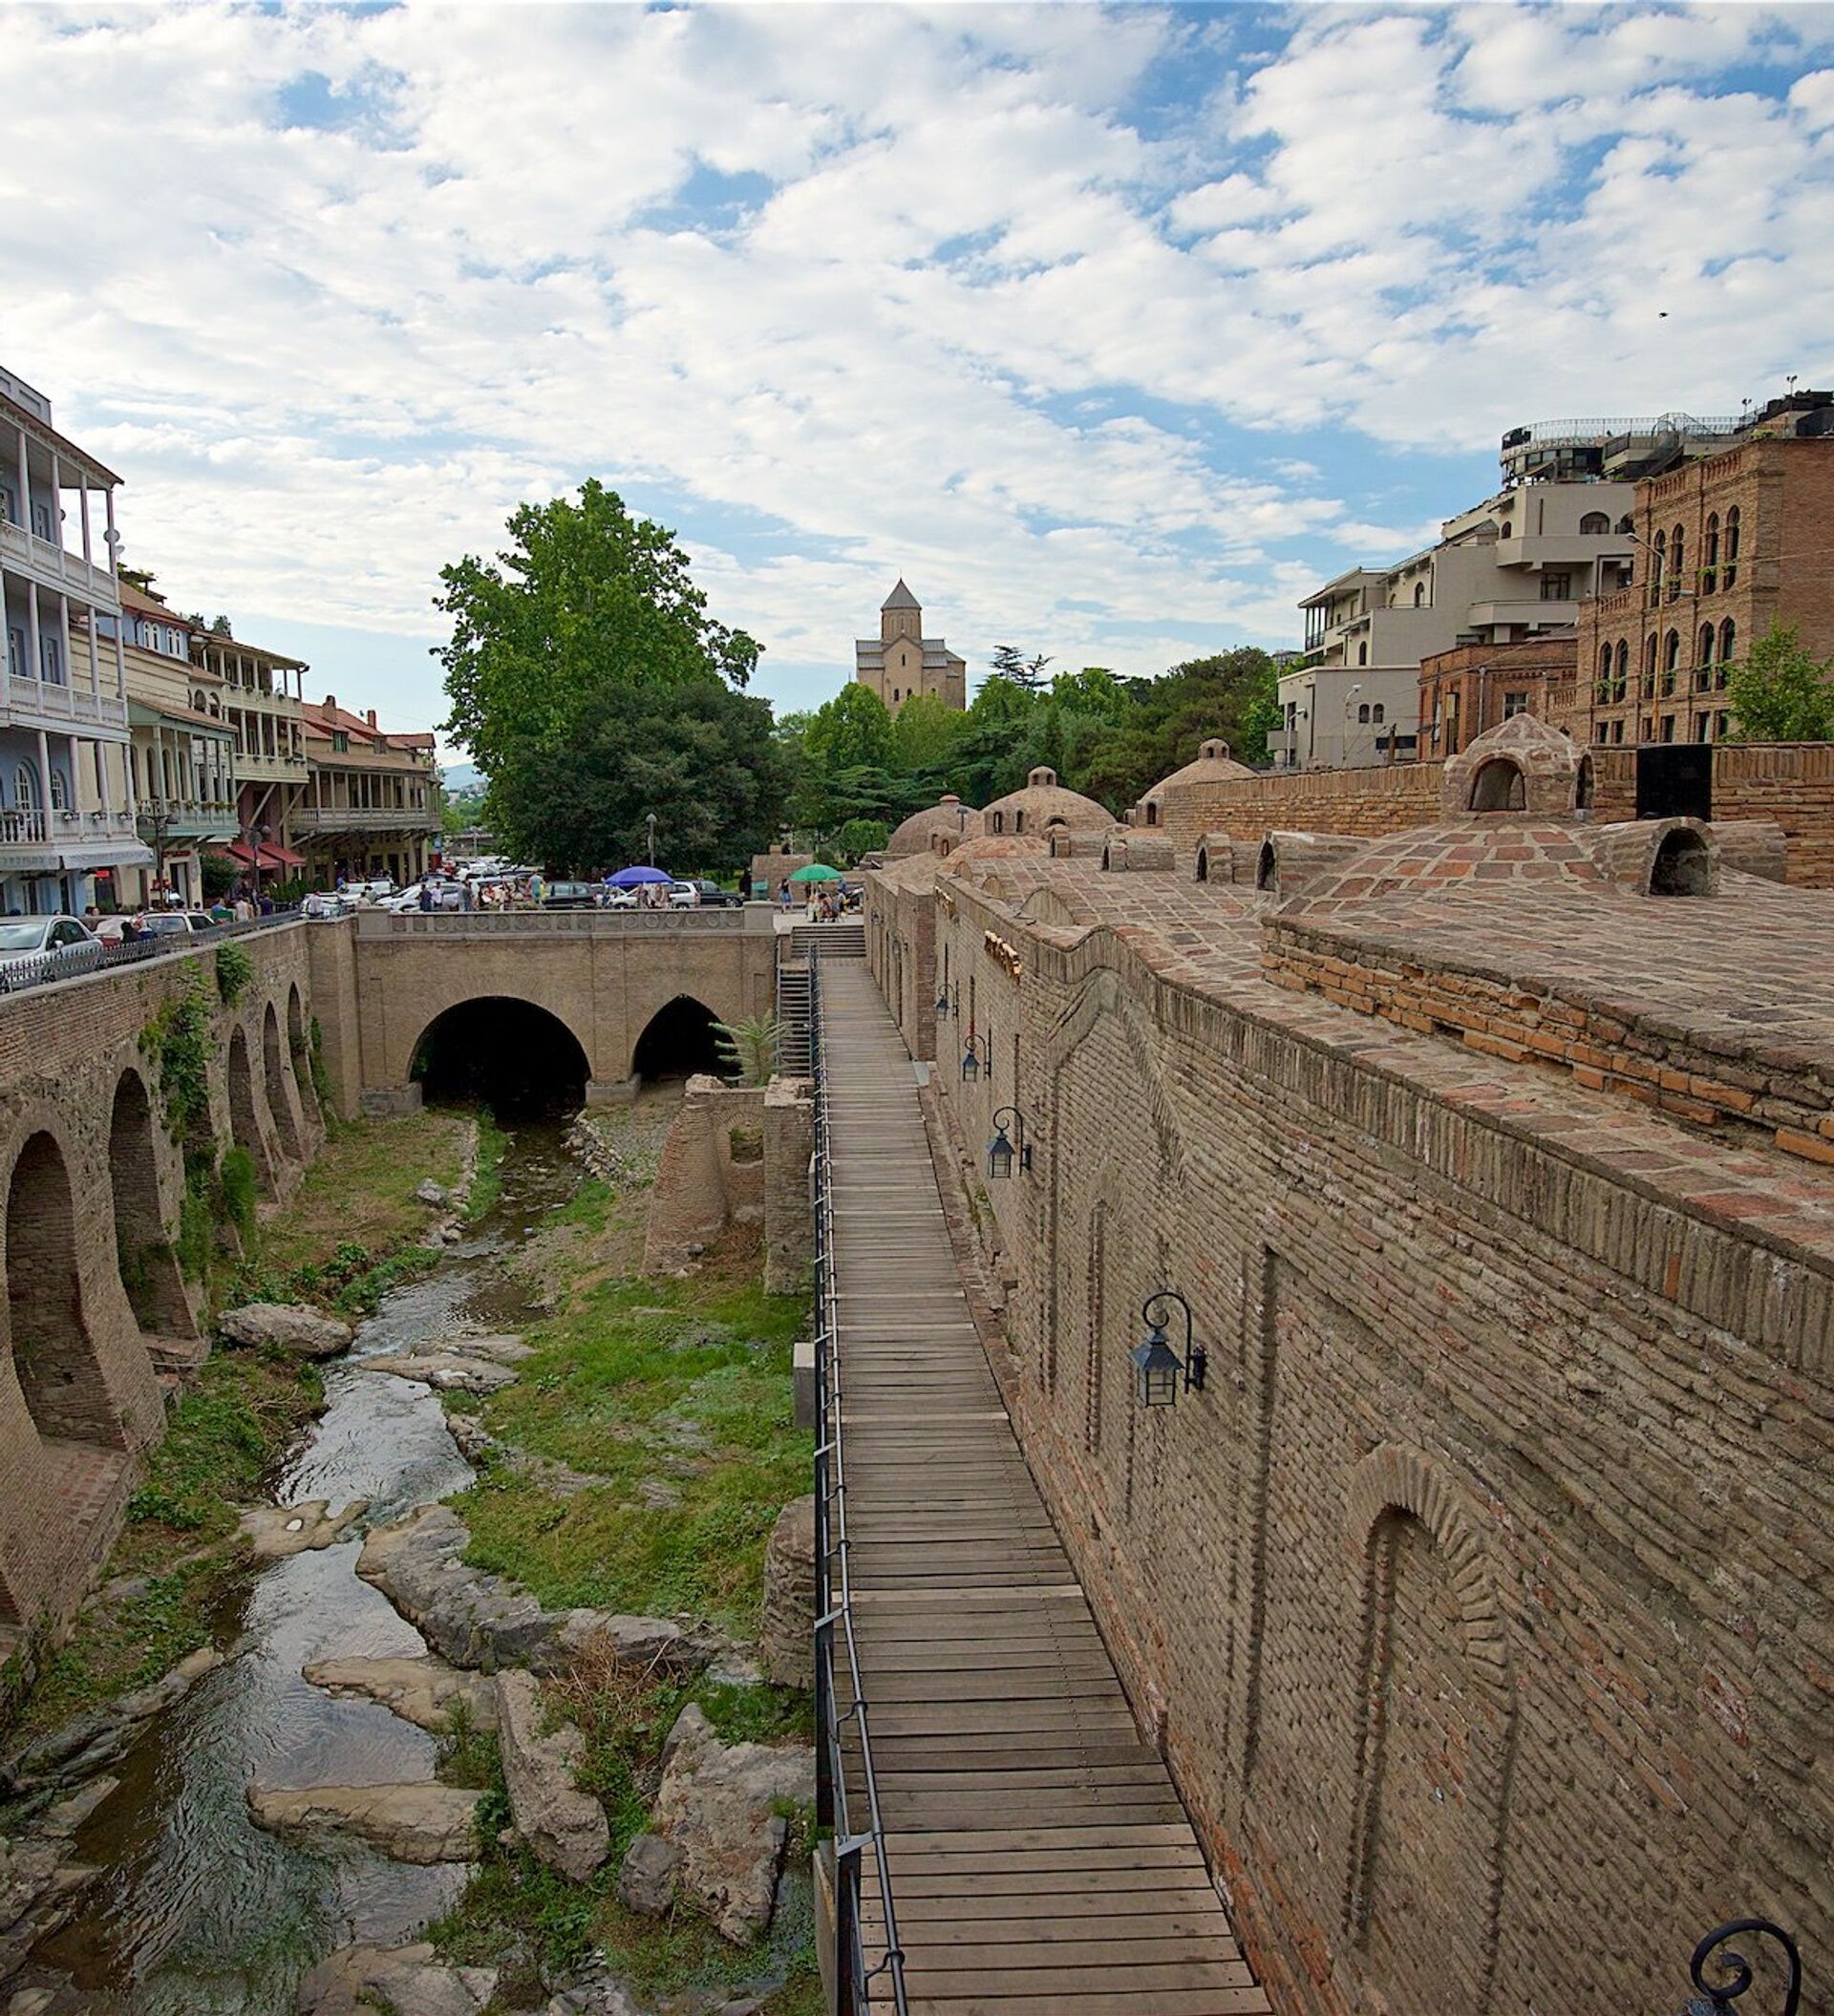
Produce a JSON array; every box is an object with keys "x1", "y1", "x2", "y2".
[
  {"x1": 301, "y1": 1655, "x2": 497, "y2": 1733},
  {"x1": 0, "y1": 1836, "x2": 98, "y2": 1985},
  {"x1": 246, "y1": 1782, "x2": 482, "y2": 1864},
  {"x1": 295, "y1": 1942, "x2": 496, "y2": 2016},
  {"x1": 219, "y1": 1304, "x2": 353, "y2": 1360},
  {"x1": 239, "y1": 1497, "x2": 369, "y2": 1560},
  {"x1": 2, "y1": 1648, "x2": 223, "y2": 1796},
  {"x1": 357, "y1": 1506, "x2": 720, "y2": 1677},
  {"x1": 360, "y1": 1351, "x2": 520, "y2": 1394},
  {"x1": 495, "y1": 1671, "x2": 608, "y2": 1881},
  {"x1": 650, "y1": 1704, "x2": 815, "y2": 1944}
]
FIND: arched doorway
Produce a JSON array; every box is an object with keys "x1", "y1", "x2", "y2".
[
  {"x1": 1652, "y1": 827, "x2": 1712, "y2": 896},
  {"x1": 225, "y1": 1026, "x2": 273, "y2": 1194},
  {"x1": 109, "y1": 1071, "x2": 191, "y2": 1336},
  {"x1": 263, "y1": 1002, "x2": 304, "y2": 1163},
  {"x1": 7, "y1": 1132, "x2": 125, "y2": 1449},
  {"x1": 1468, "y1": 757, "x2": 1526, "y2": 813},
  {"x1": 631, "y1": 995, "x2": 724, "y2": 1086},
  {"x1": 288, "y1": 984, "x2": 319, "y2": 1122},
  {"x1": 411, "y1": 997, "x2": 590, "y2": 1115}
]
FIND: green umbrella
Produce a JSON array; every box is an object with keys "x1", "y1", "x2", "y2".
[{"x1": 789, "y1": 862, "x2": 843, "y2": 882}]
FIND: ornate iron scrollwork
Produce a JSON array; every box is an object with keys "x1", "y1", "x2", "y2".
[{"x1": 1687, "y1": 1919, "x2": 1802, "y2": 2016}]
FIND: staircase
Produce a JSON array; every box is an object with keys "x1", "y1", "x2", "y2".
[
  {"x1": 776, "y1": 959, "x2": 814, "y2": 1076},
  {"x1": 791, "y1": 921, "x2": 864, "y2": 960}
]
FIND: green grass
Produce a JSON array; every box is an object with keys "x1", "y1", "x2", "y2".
[
  {"x1": 453, "y1": 1271, "x2": 811, "y2": 1637},
  {"x1": 466, "y1": 1107, "x2": 510, "y2": 1221}
]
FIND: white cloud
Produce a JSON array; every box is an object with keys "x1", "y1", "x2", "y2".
[{"x1": 0, "y1": 1, "x2": 1829, "y2": 732}]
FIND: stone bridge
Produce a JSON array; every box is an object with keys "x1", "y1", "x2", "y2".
[
  {"x1": 309, "y1": 907, "x2": 781, "y2": 1114},
  {"x1": 0, "y1": 923, "x2": 324, "y2": 1651}
]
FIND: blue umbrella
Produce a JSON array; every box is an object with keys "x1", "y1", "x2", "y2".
[{"x1": 606, "y1": 865, "x2": 673, "y2": 886}]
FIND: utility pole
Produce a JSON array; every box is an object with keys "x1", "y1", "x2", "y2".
[{"x1": 645, "y1": 812, "x2": 656, "y2": 866}]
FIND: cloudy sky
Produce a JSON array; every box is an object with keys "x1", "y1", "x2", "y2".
[{"x1": 4, "y1": 2, "x2": 1831, "y2": 753}]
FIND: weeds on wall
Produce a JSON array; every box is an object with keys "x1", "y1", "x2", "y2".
[
  {"x1": 140, "y1": 981, "x2": 216, "y2": 1152},
  {"x1": 714, "y1": 1012, "x2": 778, "y2": 1086},
  {"x1": 219, "y1": 1147, "x2": 259, "y2": 1238},
  {"x1": 214, "y1": 941, "x2": 254, "y2": 1008},
  {"x1": 307, "y1": 1016, "x2": 332, "y2": 1109}
]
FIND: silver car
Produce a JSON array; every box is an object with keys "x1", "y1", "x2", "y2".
[{"x1": 0, "y1": 915, "x2": 104, "y2": 989}]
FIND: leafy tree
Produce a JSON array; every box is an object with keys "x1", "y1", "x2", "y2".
[
  {"x1": 1727, "y1": 621, "x2": 1834, "y2": 742},
  {"x1": 989, "y1": 644, "x2": 1053, "y2": 690},
  {"x1": 890, "y1": 691, "x2": 967, "y2": 774},
  {"x1": 830, "y1": 817, "x2": 891, "y2": 864},
  {"x1": 714, "y1": 1014, "x2": 778, "y2": 1086},
  {"x1": 436, "y1": 479, "x2": 760, "y2": 771},
  {"x1": 805, "y1": 683, "x2": 893, "y2": 773},
  {"x1": 484, "y1": 676, "x2": 789, "y2": 877}
]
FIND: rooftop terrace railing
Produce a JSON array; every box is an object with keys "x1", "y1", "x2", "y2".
[{"x1": 809, "y1": 949, "x2": 908, "y2": 2016}]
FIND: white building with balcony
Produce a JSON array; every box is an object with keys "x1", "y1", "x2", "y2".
[
  {"x1": 1273, "y1": 477, "x2": 1637, "y2": 770},
  {"x1": 0, "y1": 366, "x2": 150, "y2": 912}
]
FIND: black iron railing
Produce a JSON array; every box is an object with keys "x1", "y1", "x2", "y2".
[
  {"x1": 0, "y1": 907, "x2": 304, "y2": 997},
  {"x1": 809, "y1": 948, "x2": 908, "y2": 2014}
]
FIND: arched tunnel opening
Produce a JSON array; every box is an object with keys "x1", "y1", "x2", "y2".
[
  {"x1": 412, "y1": 998, "x2": 590, "y2": 1116},
  {"x1": 631, "y1": 995, "x2": 725, "y2": 1087}
]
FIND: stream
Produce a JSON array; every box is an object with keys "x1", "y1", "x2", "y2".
[{"x1": 32, "y1": 1116, "x2": 582, "y2": 2015}]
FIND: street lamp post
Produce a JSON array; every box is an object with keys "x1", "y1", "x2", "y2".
[{"x1": 646, "y1": 812, "x2": 657, "y2": 867}]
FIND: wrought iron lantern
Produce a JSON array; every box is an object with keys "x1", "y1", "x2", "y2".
[
  {"x1": 986, "y1": 1105, "x2": 1032, "y2": 1178},
  {"x1": 960, "y1": 1032, "x2": 992, "y2": 1083},
  {"x1": 1684, "y1": 1919, "x2": 1801, "y2": 2015},
  {"x1": 1131, "y1": 1289, "x2": 1206, "y2": 1409},
  {"x1": 935, "y1": 986, "x2": 950, "y2": 1016}
]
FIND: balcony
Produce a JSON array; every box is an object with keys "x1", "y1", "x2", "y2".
[
  {"x1": 0, "y1": 806, "x2": 150, "y2": 873},
  {"x1": 293, "y1": 802, "x2": 439, "y2": 837},
  {"x1": 0, "y1": 519, "x2": 118, "y2": 607},
  {"x1": 139, "y1": 804, "x2": 238, "y2": 845},
  {"x1": 2, "y1": 671, "x2": 130, "y2": 737},
  {"x1": 232, "y1": 750, "x2": 309, "y2": 785},
  {"x1": 1463, "y1": 599, "x2": 1578, "y2": 630},
  {"x1": 1497, "y1": 534, "x2": 1631, "y2": 568}
]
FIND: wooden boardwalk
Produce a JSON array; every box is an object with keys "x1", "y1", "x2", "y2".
[{"x1": 820, "y1": 962, "x2": 1269, "y2": 2016}]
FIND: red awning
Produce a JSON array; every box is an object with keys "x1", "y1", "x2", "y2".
[{"x1": 220, "y1": 838, "x2": 307, "y2": 871}]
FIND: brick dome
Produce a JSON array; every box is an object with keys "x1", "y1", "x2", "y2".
[
  {"x1": 980, "y1": 767, "x2": 1111, "y2": 839},
  {"x1": 1440, "y1": 712, "x2": 1591, "y2": 819},
  {"x1": 886, "y1": 793, "x2": 978, "y2": 859},
  {"x1": 1134, "y1": 738, "x2": 1255, "y2": 827}
]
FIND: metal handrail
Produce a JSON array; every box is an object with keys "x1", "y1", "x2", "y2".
[
  {"x1": 0, "y1": 907, "x2": 304, "y2": 998},
  {"x1": 809, "y1": 946, "x2": 908, "y2": 2015}
]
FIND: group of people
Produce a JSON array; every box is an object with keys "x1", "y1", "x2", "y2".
[{"x1": 778, "y1": 879, "x2": 855, "y2": 922}]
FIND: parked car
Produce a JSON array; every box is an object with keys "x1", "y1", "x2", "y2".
[
  {"x1": 302, "y1": 890, "x2": 358, "y2": 920},
  {"x1": 347, "y1": 878, "x2": 396, "y2": 903},
  {"x1": 666, "y1": 881, "x2": 699, "y2": 909},
  {"x1": 680, "y1": 879, "x2": 743, "y2": 908},
  {"x1": 541, "y1": 881, "x2": 601, "y2": 910},
  {"x1": 133, "y1": 910, "x2": 217, "y2": 940},
  {"x1": 599, "y1": 883, "x2": 638, "y2": 909},
  {"x1": 0, "y1": 915, "x2": 104, "y2": 988},
  {"x1": 385, "y1": 882, "x2": 465, "y2": 914}
]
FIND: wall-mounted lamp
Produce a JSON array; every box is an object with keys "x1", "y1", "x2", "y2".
[
  {"x1": 960, "y1": 1031, "x2": 992, "y2": 1083},
  {"x1": 1682, "y1": 1917, "x2": 1801, "y2": 2015},
  {"x1": 1131, "y1": 1289, "x2": 1206, "y2": 1409},
  {"x1": 935, "y1": 985, "x2": 950, "y2": 1017},
  {"x1": 987, "y1": 1105, "x2": 1032, "y2": 1178}
]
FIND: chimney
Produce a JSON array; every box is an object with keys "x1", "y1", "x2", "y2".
[
  {"x1": 367, "y1": 709, "x2": 377, "y2": 729},
  {"x1": 323, "y1": 693, "x2": 335, "y2": 715}
]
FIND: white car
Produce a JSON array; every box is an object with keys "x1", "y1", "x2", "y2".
[
  {"x1": 0, "y1": 915, "x2": 103, "y2": 987},
  {"x1": 602, "y1": 884, "x2": 638, "y2": 909},
  {"x1": 386, "y1": 881, "x2": 465, "y2": 914},
  {"x1": 667, "y1": 881, "x2": 699, "y2": 908},
  {"x1": 347, "y1": 878, "x2": 396, "y2": 903}
]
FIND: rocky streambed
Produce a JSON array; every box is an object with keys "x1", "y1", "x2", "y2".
[{"x1": 1, "y1": 1114, "x2": 816, "y2": 2016}]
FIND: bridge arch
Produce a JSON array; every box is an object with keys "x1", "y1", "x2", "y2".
[
  {"x1": 6, "y1": 1128, "x2": 128, "y2": 1452},
  {"x1": 262, "y1": 999, "x2": 305, "y2": 1164},
  {"x1": 225, "y1": 1024, "x2": 275, "y2": 1196},
  {"x1": 411, "y1": 995, "x2": 591, "y2": 1114},
  {"x1": 108, "y1": 1066, "x2": 192, "y2": 1337},
  {"x1": 631, "y1": 994, "x2": 725, "y2": 1085}
]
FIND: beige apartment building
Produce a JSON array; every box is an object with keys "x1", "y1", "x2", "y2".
[
  {"x1": 1277, "y1": 474, "x2": 1637, "y2": 769},
  {"x1": 297, "y1": 695, "x2": 439, "y2": 887},
  {"x1": 114, "y1": 582, "x2": 237, "y2": 906},
  {"x1": 854, "y1": 579, "x2": 967, "y2": 715},
  {"x1": 193, "y1": 625, "x2": 310, "y2": 884}
]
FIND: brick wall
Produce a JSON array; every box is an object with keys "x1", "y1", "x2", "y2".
[
  {"x1": 917, "y1": 878, "x2": 1834, "y2": 2016},
  {"x1": 1155, "y1": 744, "x2": 1834, "y2": 885},
  {"x1": 763, "y1": 1077, "x2": 814, "y2": 1295},
  {"x1": 642, "y1": 1077, "x2": 767, "y2": 1272},
  {"x1": 0, "y1": 924, "x2": 322, "y2": 1642}
]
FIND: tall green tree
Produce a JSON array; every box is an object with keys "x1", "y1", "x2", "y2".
[
  {"x1": 485, "y1": 677, "x2": 789, "y2": 877},
  {"x1": 1727, "y1": 621, "x2": 1834, "y2": 742},
  {"x1": 890, "y1": 691, "x2": 968, "y2": 775},
  {"x1": 436, "y1": 480, "x2": 760, "y2": 771}
]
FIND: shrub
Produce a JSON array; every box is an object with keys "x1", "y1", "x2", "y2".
[
  {"x1": 220, "y1": 1147, "x2": 259, "y2": 1234},
  {"x1": 215, "y1": 941, "x2": 254, "y2": 1007}
]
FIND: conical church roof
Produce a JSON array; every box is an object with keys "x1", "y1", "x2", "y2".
[{"x1": 881, "y1": 578, "x2": 921, "y2": 611}]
